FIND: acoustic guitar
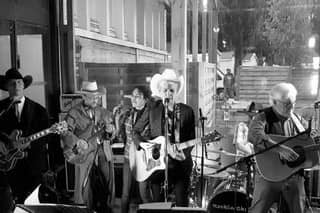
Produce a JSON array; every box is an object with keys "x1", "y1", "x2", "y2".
[
  {"x1": 63, "y1": 125, "x2": 107, "y2": 165},
  {"x1": 255, "y1": 133, "x2": 320, "y2": 182},
  {"x1": 129, "y1": 131, "x2": 223, "y2": 182}
]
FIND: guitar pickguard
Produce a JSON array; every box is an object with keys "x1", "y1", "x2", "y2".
[{"x1": 146, "y1": 158, "x2": 161, "y2": 171}]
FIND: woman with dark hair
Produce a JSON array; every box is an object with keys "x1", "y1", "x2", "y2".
[{"x1": 115, "y1": 86, "x2": 152, "y2": 213}]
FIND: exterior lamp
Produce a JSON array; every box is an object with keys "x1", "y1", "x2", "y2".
[
  {"x1": 203, "y1": 0, "x2": 208, "y2": 12},
  {"x1": 308, "y1": 34, "x2": 320, "y2": 98},
  {"x1": 309, "y1": 36, "x2": 316, "y2": 49}
]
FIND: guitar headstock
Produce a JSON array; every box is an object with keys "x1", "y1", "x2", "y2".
[
  {"x1": 50, "y1": 121, "x2": 68, "y2": 135},
  {"x1": 201, "y1": 130, "x2": 223, "y2": 143}
]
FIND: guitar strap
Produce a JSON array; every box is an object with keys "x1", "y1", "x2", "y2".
[
  {"x1": 82, "y1": 147, "x2": 99, "y2": 194},
  {"x1": 290, "y1": 113, "x2": 305, "y2": 133},
  {"x1": 174, "y1": 103, "x2": 180, "y2": 143},
  {"x1": 82, "y1": 108, "x2": 100, "y2": 191}
]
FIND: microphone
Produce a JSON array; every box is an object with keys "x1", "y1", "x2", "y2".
[
  {"x1": 199, "y1": 108, "x2": 207, "y2": 121},
  {"x1": 164, "y1": 98, "x2": 170, "y2": 105},
  {"x1": 123, "y1": 95, "x2": 133, "y2": 99}
]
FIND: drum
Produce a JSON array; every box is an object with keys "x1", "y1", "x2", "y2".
[
  {"x1": 191, "y1": 142, "x2": 223, "y2": 176},
  {"x1": 189, "y1": 174, "x2": 228, "y2": 208},
  {"x1": 207, "y1": 176, "x2": 251, "y2": 213}
]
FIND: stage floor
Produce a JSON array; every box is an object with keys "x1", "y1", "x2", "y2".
[{"x1": 111, "y1": 198, "x2": 320, "y2": 213}]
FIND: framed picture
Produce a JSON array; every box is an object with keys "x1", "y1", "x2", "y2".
[{"x1": 60, "y1": 94, "x2": 83, "y2": 112}]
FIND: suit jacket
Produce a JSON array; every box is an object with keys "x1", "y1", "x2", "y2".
[
  {"x1": 133, "y1": 99, "x2": 195, "y2": 160},
  {"x1": 0, "y1": 97, "x2": 49, "y2": 193}
]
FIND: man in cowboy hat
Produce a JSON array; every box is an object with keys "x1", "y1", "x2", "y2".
[
  {"x1": 133, "y1": 69, "x2": 195, "y2": 206},
  {"x1": 61, "y1": 80, "x2": 116, "y2": 212},
  {"x1": 0, "y1": 68, "x2": 50, "y2": 207}
]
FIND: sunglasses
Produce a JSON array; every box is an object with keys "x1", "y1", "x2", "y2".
[{"x1": 162, "y1": 88, "x2": 175, "y2": 93}]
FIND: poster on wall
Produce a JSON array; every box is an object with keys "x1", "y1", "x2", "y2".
[{"x1": 60, "y1": 94, "x2": 83, "y2": 112}]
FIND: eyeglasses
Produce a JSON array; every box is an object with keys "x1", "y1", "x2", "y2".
[
  {"x1": 84, "y1": 94, "x2": 100, "y2": 100},
  {"x1": 276, "y1": 99, "x2": 296, "y2": 108}
]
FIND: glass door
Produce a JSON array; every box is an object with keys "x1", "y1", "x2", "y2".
[
  {"x1": 16, "y1": 22, "x2": 49, "y2": 108},
  {"x1": 0, "y1": 20, "x2": 12, "y2": 99}
]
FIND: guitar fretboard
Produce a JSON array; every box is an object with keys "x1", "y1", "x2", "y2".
[
  {"x1": 21, "y1": 128, "x2": 52, "y2": 144},
  {"x1": 304, "y1": 143, "x2": 320, "y2": 152},
  {"x1": 176, "y1": 138, "x2": 201, "y2": 150}
]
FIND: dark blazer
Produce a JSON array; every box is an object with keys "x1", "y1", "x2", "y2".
[
  {"x1": 0, "y1": 97, "x2": 49, "y2": 201},
  {"x1": 133, "y1": 99, "x2": 195, "y2": 158}
]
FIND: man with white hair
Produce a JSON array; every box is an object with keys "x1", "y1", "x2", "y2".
[{"x1": 248, "y1": 82, "x2": 307, "y2": 213}]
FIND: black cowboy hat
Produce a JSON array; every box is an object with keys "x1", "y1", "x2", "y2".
[
  {"x1": 0, "y1": 68, "x2": 33, "y2": 91},
  {"x1": 237, "y1": 101, "x2": 264, "y2": 116}
]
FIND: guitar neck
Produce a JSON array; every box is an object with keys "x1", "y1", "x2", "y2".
[
  {"x1": 304, "y1": 143, "x2": 320, "y2": 152},
  {"x1": 176, "y1": 138, "x2": 201, "y2": 150},
  {"x1": 21, "y1": 128, "x2": 52, "y2": 144}
]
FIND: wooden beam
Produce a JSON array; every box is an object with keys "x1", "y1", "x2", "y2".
[
  {"x1": 201, "y1": 3, "x2": 207, "y2": 62},
  {"x1": 171, "y1": 0, "x2": 187, "y2": 102},
  {"x1": 192, "y1": 0, "x2": 199, "y2": 62}
]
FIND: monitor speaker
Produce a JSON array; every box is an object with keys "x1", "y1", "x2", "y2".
[
  {"x1": 137, "y1": 202, "x2": 172, "y2": 213},
  {"x1": 14, "y1": 204, "x2": 93, "y2": 213},
  {"x1": 137, "y1": 203, "x2": 206, "y2": 213}
]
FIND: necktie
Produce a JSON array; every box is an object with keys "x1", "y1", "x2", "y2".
[{"x1": 15, "y1": 103, "x2": 20, "y2": 122}]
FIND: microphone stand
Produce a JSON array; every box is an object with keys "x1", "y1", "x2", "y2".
[
  {"x1": 210, "y1": 129, "x2": 310, "y2": 213},
  {"x1": 163, "y1": 99, "x2": 169, "y2": 202},
  {"x1": 198, "y1": 108, "x2": 207, "y2": 207}
]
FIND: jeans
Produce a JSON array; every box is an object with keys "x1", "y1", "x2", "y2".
[
  {"x1": 249, "y1": 172, "x2": 305, "y2": 213},
  {"x1": 150, "y1": 158, "x2": 192, "y2": 207},
  {"x1": 121, "y1": 158, "x2": 151, "y2": 213}
]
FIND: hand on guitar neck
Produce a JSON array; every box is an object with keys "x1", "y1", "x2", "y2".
[{"x1": 167, "y1": 144, "x2": 186, "y2": 161}]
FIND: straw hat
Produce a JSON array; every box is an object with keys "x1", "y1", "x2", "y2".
[{"x1": 78, "y1": 81, "x2": 105, "y2": 96}]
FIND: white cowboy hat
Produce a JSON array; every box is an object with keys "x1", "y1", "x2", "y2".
[
  {"x1": 78, "y1": 81, "x2": 105, "y2": 96},
  {"x1": 150, "y1": 69, "x2": 184, "y2": 97}
]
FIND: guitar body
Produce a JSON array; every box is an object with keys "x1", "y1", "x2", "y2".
[
  {"x1": 129, "y1": 132, "x2": 220, "y2": 182},
  {"x1": 64, "y1": 128, "x2": 107, "y2": 165},
  {"x1": 0, "y1": 121, "x2": 67, "y2": 172},
  {"x1": 255, "y1": 134, "x2": 320, "y2": 182},
  {"x1": 65, "y1": 143, "x2": 97, "y2": 165},
  {"x1": 0, "y1": 130, "x2": 28, "y2": 171},
  {"x1": 129, "y1": 136, "x2": 166, "y2": 182},
  {"x1": 0, "y1": 149, "x2": 26, "y2": 171}
]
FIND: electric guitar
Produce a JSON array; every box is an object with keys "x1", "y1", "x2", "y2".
[
  {"x1": 129, "y1": 131, "x2": 223, "y2": 182},
  {"x1": 255, "y1": 133, "x2": 320, "y2": 182},
  {"x1": 0, "y1": 121, "x2": 68, "y2": 172}
]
